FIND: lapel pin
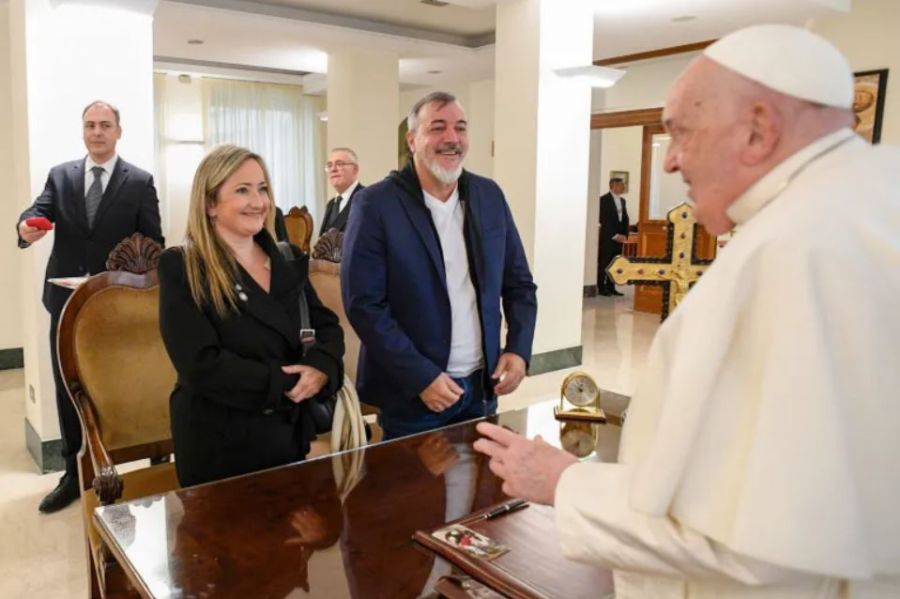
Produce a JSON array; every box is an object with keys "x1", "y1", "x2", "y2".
[{"x1": 238, "y1": 292, "x2": 248, "y2": 302}]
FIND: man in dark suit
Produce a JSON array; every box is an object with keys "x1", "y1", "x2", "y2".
[
  {"x1": 16, "y1": 100, "x2": 164, "y2": 513},
  {"x1": 319, "y1": 147, "x2": 364, "y2": 236},
  {"x1": 597, "y1": 177, "x2": 630, "y2": 296},
  {"x1": 342, "y1": 91, "x2": 537, "y2": 440}
]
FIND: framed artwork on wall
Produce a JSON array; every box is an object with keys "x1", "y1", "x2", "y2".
[
  {"x1": 609, "y1": 170, "x2": 629, "y2": 193},
  {"x1": 853, "y1": 69, "x2": 889, "y2": 144}
]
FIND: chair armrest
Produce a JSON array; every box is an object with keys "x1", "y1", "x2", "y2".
[{"x1": 68, "y1": 382, "x2": 124, "y2": 505}]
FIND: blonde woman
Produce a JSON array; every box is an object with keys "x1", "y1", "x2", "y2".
[{"x1": 158, "y1": 145, "x2": 344, "y2": 487}]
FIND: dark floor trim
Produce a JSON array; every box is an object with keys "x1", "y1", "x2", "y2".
[
  {"x1": 583, "y1": 285, "x2": 598, "y2": 298},
  {"x1": 0, "y1": 348, "x2": 24, "y2": 370},
  {"x1": 529, "y1": 346, "x2": 582, "y2": 376},
  {"x1": 25, "y1": 418, "x2": 64, "y2": 474}
]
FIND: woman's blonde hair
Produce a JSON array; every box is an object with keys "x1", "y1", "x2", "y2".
[{"x1": 183, "y1": 144, "x2": 276, "y2": 317}]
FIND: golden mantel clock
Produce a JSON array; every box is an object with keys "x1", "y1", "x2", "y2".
[{"x1": 554, "y1": 371, "x2": 607, "y2": 424}]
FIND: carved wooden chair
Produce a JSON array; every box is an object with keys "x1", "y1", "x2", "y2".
[
  {"x1": 307, "y1": 230, "x2": 380, "y2": 438},
  {"x1": 57, "y1": 233, "x2": 178, "y2": 598},
  {"x1": 284, "y1": 205, "x2": 314, "y2": 254}
]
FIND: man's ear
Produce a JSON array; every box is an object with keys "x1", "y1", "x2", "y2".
[
  {"x1": 405, "y1": 130, "x2": 416, "y2": 154},
  {"x1": 743, "y1": 101, "x2": 781, "y2": 166}
]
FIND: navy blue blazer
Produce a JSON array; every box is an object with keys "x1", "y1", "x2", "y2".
[
  {"x1": 341, "y1": 163, "x2": 537, "y2": 418},
  {"x1": 17, "y1": 157, "x2": 164, "y2": 314}
]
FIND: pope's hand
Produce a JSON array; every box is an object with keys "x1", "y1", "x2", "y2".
[{"x1": 473, "y1": 421, "x2": 577, "y2": 506}]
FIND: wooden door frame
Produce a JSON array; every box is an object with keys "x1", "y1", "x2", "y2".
[{"x1": 590, "y1": 107, "x2": 665, "y2": 228}]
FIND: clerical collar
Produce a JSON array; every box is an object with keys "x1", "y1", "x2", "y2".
[{"x1": 726, "y1": 127, "x2": 855, "y2": 226}]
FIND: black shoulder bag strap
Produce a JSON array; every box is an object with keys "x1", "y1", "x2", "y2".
[{"x1": 276, "y1": 242, "x2": 316, "y2": 353}]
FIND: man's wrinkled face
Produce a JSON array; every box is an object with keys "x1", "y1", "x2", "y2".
[
  {"x1": 408, "y1": 100, "x2": 469, "y2": 185},
  {"x1": 325, "y1": 150, "x2": 358, "y2": 195},
  {"x1": 662, "y1": 59, "x2": 747, "y2": 234}
]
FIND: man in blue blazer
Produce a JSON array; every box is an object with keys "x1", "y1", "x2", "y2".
[
  {"x1": 17, "y1": 100, "x2": 163, "y2": 512},
  {"x1": 342, "y1": 91, "x2": 537, "y2": 439}
]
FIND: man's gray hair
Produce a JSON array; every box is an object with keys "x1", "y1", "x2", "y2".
[
  {"x1": 329, "y1": 147, "x2": 358, "y2": 164},
  {"x1": 406, "y1": 91, "x2": 458, "y2": 133}
]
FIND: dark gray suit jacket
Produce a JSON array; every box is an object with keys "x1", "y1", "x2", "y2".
[{"x1": 17, "y1": 157, "x2": 164, "y2": 314}]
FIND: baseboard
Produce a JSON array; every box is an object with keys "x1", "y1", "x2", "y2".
[
  {"x1": 583, "y1": 285, "x2": 598, "y2": 298},
  {"x1": 25, "y1": 418, "x2": 64, "y2": 474},
  {"x1": 0, "y1": 348, "x2": 24, "y2": 370},
  {"x1": 528, "y1": 346, "x2": 582, "y2": 376}
]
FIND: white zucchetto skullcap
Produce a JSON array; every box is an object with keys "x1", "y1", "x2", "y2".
[{"x1": 704, "y1": 24, "x2": 853, "y2": 109}]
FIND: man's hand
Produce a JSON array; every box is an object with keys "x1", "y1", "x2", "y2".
[
  {"x1": 612, "y1": 233, "x2": 627, "y2": 243},
  {"x1": 420, "y1": 372, "x2": 463, "y2": 412},
  {"x1": 473, "y1": 422, "x2": 577, "y2": 506},
  {"x1": 492, "y1": 352, "x2": 526, "y2": 395},
  {"x1": 18, "y1": 221, "x2": 48, "y2": 244},
  {"x1": 282, "y1": 365, "x2": 328, "y2": 403}
]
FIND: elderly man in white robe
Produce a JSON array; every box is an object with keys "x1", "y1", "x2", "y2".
[{"x1": 475, "y1": 24, "x2": 899, "y2": 599}]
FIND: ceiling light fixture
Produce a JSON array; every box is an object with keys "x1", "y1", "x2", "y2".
[
  {"x1": 554, "y1": 64, "x2": 626, "y2": 88},
  {"x1": 672, "y1": 15, "x2": 696, "y2": 23},
  {"x1": 420, "y1": 0, "x2": 449, "y2": 6},
  {"x1": 187, "y1": 39, "x2": 204, "y2": 45},
  {"x1": 427, "y1": 69, "x2": 442, "y2": 75}
]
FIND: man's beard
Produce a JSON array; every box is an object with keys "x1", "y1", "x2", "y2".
[{"x1": 419, "y1": 147, "x2": 464, "y2": 184}]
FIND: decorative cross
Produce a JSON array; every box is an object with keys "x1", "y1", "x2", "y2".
[{"x1": 607, "y1": 202, "x2": 715, "y2": 321}]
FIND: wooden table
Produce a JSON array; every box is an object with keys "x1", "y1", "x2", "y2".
[{"x1": 94, "y1": 394, "x2": 627, "y2": 598}]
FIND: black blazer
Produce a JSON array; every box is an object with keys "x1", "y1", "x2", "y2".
[
  {"x1": 17, "y1": 157, "x2": 164, "y2": 314},
  {"x1": 158, "y1": 232, "x2": 344, "y2": 487},
  {"x1": 319, "y1": 183, "x2": 364, "y2": 236},
  {"x1": 598, "y1": 192, "x2": 629, "y2": 243}
]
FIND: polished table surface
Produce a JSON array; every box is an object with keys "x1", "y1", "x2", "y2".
[{"x1": 94, "y1": 393, "x2": 627, "y2": 598}]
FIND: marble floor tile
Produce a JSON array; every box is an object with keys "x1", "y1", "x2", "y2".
[{"x1": 0, "y1": 292, "x2": 658, "y2": 598}]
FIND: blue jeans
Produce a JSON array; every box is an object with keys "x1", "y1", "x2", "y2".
[{"x1": 379, "y1": 369, "x2": 497, "y2": 441}]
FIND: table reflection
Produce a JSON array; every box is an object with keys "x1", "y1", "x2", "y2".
[{"x1": 94, "y1": 397, "x2": 628, "y2": 598}]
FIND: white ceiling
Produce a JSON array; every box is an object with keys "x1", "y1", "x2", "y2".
[
  {"x1": 153, "y1": 0, "x2": 849, "y2": 88},
  {"x1": 255, "y1": 0, "x2": 495, "y2": 37}
]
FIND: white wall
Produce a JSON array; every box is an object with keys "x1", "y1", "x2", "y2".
[
  {"x1": 811, "y1": 0, "x2": 900, "y2": 144},
  {"x1": 593, "y1": 52, "x2": 699, "y2": 113},
  {"x1": 11, "y1": 0, "x2": 155, "y2": 442},
  {"x1": 399, "y1": 81, "x2": 495, "y2": 179},
  {"x1": 0, "y1": 1, "x2": 23, "y2": 352}
]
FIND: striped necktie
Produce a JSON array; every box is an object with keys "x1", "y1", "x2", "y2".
[{"x1": 85, "y1": 166, "x2": 105, "y2": 228}]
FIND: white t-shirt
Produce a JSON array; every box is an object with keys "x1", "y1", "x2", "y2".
[{"x1": 423, "y1": 187, "x2": 484, "y2": 378}]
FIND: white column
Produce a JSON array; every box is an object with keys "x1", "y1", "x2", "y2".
[
  {"x1": 0, "y1": 3, "x2": 23, "y2": 358},
  {"x1": 9, "y1": 0, "x2": 158, "y2": 470},
  {"x1": 326, "y1": 48, "x2": 399, "y2": 187},
  {"x1": 493, "y1": 0, "x2": 594, "y2": 369}
]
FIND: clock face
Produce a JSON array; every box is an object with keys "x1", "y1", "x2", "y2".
[
  {"x1": 562, "y1": 372, "x2": 599, "y2": 408},
  {"x1": 560, "y1": 423, "x2": 596, "y2": 458}
]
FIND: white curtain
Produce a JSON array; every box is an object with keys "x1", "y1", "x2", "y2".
[{"x1": 203, "y1": 77, "x2": 323, "y2": 223}]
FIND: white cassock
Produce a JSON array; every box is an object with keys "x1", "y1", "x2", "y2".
[{"x1": 555, "y1": 128, "x2": 900, "y2": 598}]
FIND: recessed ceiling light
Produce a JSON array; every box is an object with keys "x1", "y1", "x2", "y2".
[
  {"x1": 187, "y1": 39, "x2": 204, "y2": 45},
  {"x1": 672, "y1": 15, "x2": 696, "y2": 23},
  {"x1": 427, "y1": 69, "x2": 442, "y2": 75}
]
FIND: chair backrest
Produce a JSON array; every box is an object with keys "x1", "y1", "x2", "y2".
[
  {"x1": 58, "y1": 234, "x2": 176, "y2": 457},
  {"x1": 308, "y1": 260, "x2": 360, "y2": 385},
  {"x1": 285, "y1": 206, "x2": 313, "y2": 254}
]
